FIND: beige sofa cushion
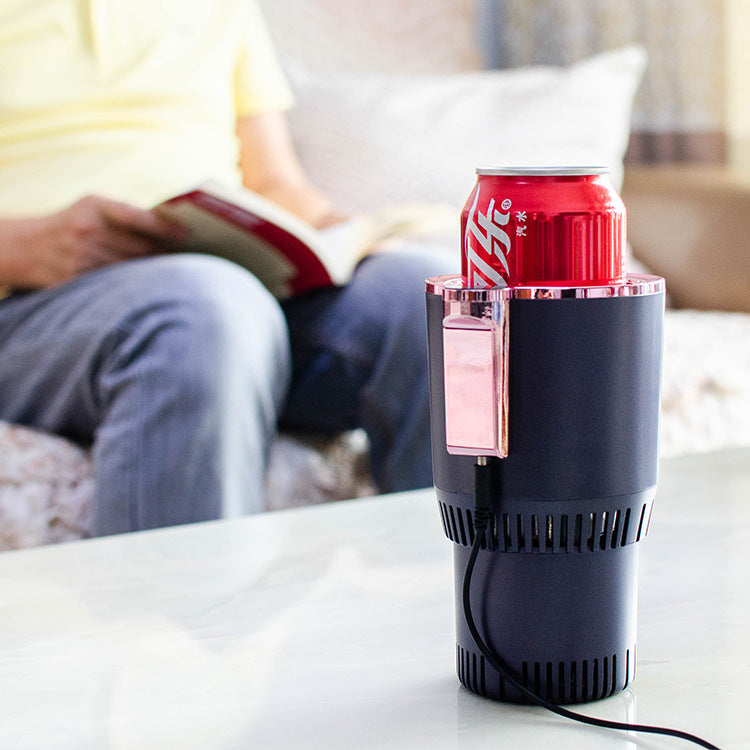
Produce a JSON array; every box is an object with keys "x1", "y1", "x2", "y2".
[{"x1": 623, "y1": 165, "x2": 750, "y2": 313}]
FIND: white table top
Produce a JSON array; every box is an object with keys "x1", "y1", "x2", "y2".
[{"x1": 0, "y1": 449, "x2": 748, "y2": 750}]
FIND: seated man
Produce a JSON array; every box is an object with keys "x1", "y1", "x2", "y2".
[{"x1": 0, "y1": 0, "x2": 452, "y2": 535}]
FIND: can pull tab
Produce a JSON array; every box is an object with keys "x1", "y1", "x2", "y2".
[{"x1": 443, "y1": 307, "x2": 508, "y2": 458}]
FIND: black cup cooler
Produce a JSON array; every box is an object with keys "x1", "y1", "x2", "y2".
[{"x1": 426, "y1": 274, "x2": 665, "y2": 705}]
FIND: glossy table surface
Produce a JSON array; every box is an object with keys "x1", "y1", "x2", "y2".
[{"x1": 0, "y1": 449, "x2": 748, "y2": 750}]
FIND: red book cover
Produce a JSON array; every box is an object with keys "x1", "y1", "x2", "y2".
[{"x1": 156, "y1": 181, "x2": 357, "y2": 300}]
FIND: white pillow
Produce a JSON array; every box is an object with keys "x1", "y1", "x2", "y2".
[{"x1": 287, "y1": 47, "x2": 647, "y2": 214}]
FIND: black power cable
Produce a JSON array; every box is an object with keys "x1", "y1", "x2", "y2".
[{"x1": 463, "y1": 459, "x2": 722, "y2": 750}]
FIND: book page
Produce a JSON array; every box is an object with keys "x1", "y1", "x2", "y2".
[{"x1": 158, "y1": 201, "x2": 299, "y2": 300}]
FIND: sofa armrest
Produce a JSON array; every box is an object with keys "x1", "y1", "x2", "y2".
[{"x1": 622, "y1": 165, "x2": 750, "y2": 312}]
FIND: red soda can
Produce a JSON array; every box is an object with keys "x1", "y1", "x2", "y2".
[{"x1": 461, "y1": 167, "x2": 625, "y2": 288}]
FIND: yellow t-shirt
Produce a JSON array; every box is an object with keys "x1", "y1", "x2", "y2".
[{"x1": 0, "y1": 0, "x2": 293, "y2": 215}]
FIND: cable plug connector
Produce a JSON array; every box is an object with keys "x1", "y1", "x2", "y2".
[{"x1": 473, "y1": 457, "x2": 493, "y2": 544}]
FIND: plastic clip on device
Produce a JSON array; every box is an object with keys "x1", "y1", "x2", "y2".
[{"x1": 425, "y1": 167, "x2": 721, "y2": 749}]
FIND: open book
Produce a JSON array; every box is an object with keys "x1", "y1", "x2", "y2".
[{"x1": 155, "y1": 181, "x2": 454, "y2": 300}]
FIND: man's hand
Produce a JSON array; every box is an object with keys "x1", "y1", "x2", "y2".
[{"x1": 0, "y1": 195, "x2": 186, "y2": 289}]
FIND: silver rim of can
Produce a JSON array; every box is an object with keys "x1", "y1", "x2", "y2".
[{"x1": 475, "y1": 166, "x2": 610, "y2": 176}]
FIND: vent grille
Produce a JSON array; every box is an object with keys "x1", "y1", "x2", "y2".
[
  {"x1": 438, "y1": 501, "x2": 496, "y2": 550},
  {"x1": 458, "y1": 646, "x2": 636, "y2": 704},
  {"x1": 457, "y1": 645, "x2": 487, "y2": 696},
  {"x1": 439, "y1": 501, "x2": 653, "y2": 552}
]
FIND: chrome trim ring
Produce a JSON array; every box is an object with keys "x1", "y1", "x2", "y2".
[
  {"x1": 426, "y1": 274, "x2": 665, "y2": 300},
  {"x1": 510, "y1": 275, "x2": 665, "y2": 299}
]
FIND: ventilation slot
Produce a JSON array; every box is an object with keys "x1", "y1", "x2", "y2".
[
  {"x1": 636, "y1": 502, "x2": 653, "y2": 541},
  {"x1": 559, "y1": 514, "x2": 569, "y2": 552},
  {"x1": 574, "y1": 513, "x2": 588, "y2": 552},
  {"x1": 545, "y1": 515, "x2": 554, "y2": 551},
  {"x1": 531, "y1": 514, "x2": 540, "y2": 551},
  {"x1": 620, "y1": 508, "x2": 631, "y2": 546},
  {"x1": 610, "y1": 509, "x2": 621, "y2": 549},
  {"x1": 517, "y1": 514, "x2": 526, "y2": 550}
]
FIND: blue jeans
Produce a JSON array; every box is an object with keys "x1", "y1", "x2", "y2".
[{"x1": 0, "y1": 250, "x2": 454, "y2": 535}]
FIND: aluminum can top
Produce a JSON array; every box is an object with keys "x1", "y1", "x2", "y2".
[{"x1": 476, "y1": 166, "x2": 611, "y2": 176}]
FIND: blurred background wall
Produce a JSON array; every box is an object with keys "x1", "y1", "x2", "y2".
[
  {"x1": 477, "y1": 0, "x2": 747, "y2": 165},
  {"x1": 261, "y1": 0, "x2": 749, "y2": 167}
]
